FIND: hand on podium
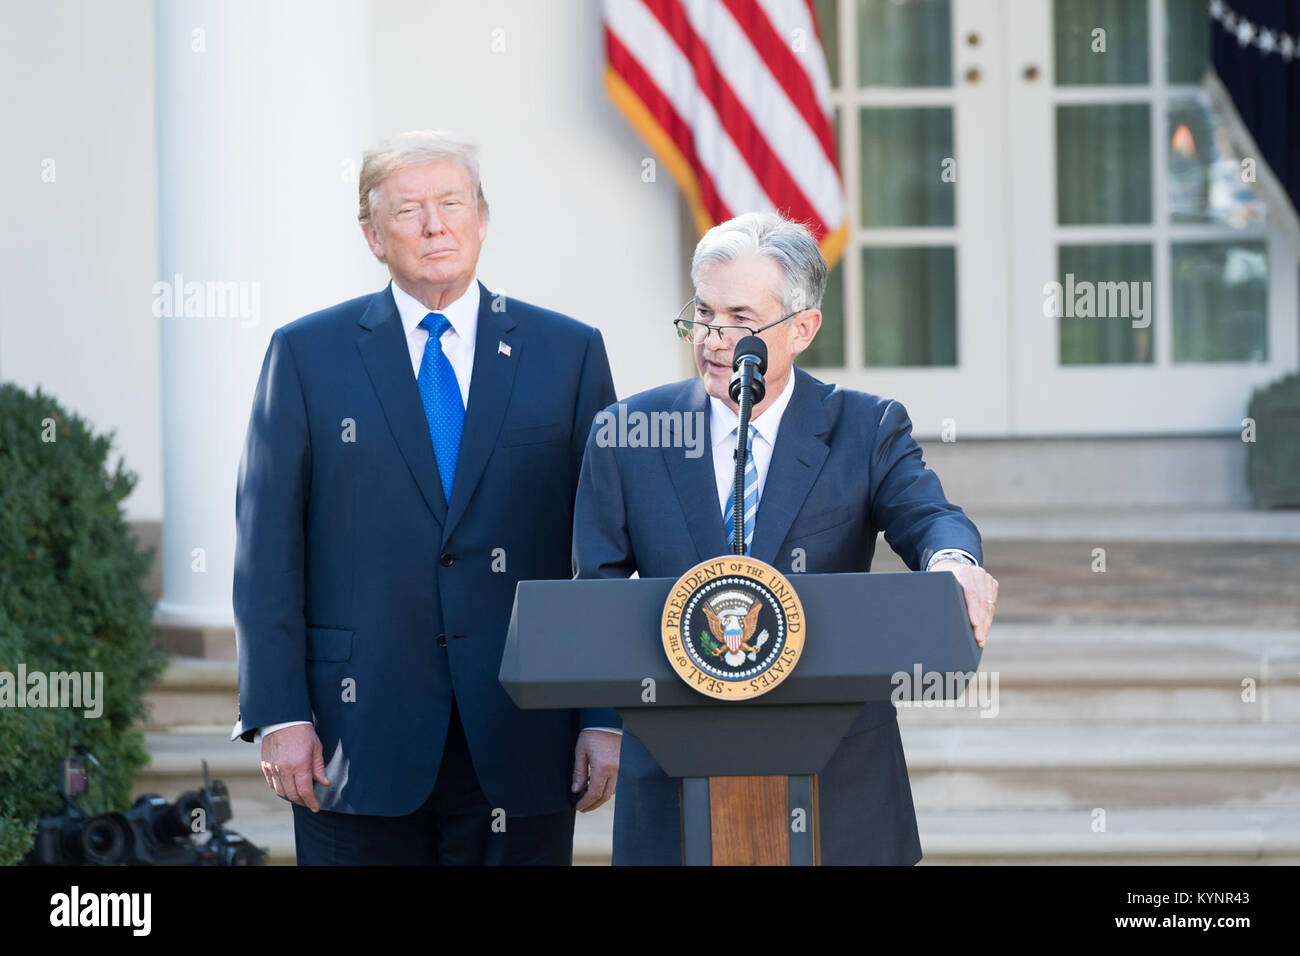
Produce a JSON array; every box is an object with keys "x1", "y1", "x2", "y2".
[{"x1": 929, "y1": 559, "x2": 999, "y2": 647}]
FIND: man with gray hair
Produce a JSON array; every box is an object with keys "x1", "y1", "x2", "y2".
[
  {"x1": 231, "y1": 130, "x2": 621, "y2": 864},
  {"x1": 573, "y1": 211, "x2": 999, "y2": 864}
]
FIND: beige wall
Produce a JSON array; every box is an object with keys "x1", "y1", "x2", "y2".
[
  {"x1": 1, "y1": 0, "x2": 686, "y2": 520},
  {"x1": 0, "y1": 0, "x2": 162, "y2": 518}
]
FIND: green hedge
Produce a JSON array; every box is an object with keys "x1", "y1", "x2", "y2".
[{"x1": 0, "y1": 383, "x2": 165, "y2": 865}]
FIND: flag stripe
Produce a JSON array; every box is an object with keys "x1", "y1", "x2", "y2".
[
  {"x1": 677, "y1": 0, "x2": 843, "y2": 229},
  {"x1": 719, "y1": 0, "x2": 836, "y2": 166},
  {"x1": 605, "y1": 28, "x2": 732, "y2": 226},
  {"x1": 642, "y1": 0, "x2": 827, "y2": 233},
  {"x1": 760, "y1": 0, "x2": 834, "y2": 115},
  {"x1": 606, "y1": 0, "x2": 769, "y2": 217},
  {"x1": 603, "y1": 0, "x2": 846, "y2": 266}
]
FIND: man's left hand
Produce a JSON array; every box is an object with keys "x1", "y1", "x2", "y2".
[
  {"x1": 931, "y1": 560, "x2": 999, "y2": 648},
  {"x1": 572, "y1": 729, "x2": 621, "y2": 812}
]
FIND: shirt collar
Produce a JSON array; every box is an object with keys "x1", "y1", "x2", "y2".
[
  {"x1": 709, "y1": 370, "x2": 797, "y2": 451},
  {"x1": 391, "y1": 276, "x2": 481, "y2": 344}
]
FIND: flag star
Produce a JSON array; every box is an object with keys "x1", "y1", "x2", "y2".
[
  {"x1": 1209, "y1": 0, "x2": 1224, "y2": 20},
  {"x1": 1236, "y1": 19, "x2": 1255, "y2": 46},
  {"x1": 1259, "y1": 29, "x2": 1276, "y2": 53},
  {"x1": 1282, "y1": 34, "x2": 1297, "y2": 59}
]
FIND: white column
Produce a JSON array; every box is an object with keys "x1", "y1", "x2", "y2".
[{"x1": 154, "y1": 0, "x2": 377, "y2": 628}]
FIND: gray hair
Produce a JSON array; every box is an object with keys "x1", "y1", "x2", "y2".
[
  {"x1": 689, "y1": 212, "x2": 827, "y2": 312},
  {"x1": 357, "y1": 129, "x2": 489, "y2": 226}
]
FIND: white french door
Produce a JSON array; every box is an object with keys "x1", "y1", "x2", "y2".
[
  {"x1": 810, "y1": 0, "x2": 1297, "y2": 437},
  {"x1": 806, "y1": 0, "x2": 1011, "y2": 436},
  {"x1": 1006, "y1": 0, "x2": 1297, "y2": 435}
]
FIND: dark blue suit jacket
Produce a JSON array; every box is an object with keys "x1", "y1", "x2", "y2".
[
  {"x1": 231, "y1": 281, "x2": 618, "y2": 817},
  {"x1": 572, "y1": 367, "x2": 981, "y2": 864}
]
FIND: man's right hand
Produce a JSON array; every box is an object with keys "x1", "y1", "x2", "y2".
[{"x1": 261, "y1": 724, "x2": 331, "y2": 812}]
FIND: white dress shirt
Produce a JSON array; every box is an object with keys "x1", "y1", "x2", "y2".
[
  {"x1": 391, "y1": 277, "x2": 478, "y2": 406},
  {"x1": 710, "y1": 370, "x2": 797, "y2": 521}
]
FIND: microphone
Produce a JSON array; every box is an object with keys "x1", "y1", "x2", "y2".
[
  {"x1": 728, "y1": 336, "x2": 767, "y2": 555},
  {"x1": 729, "y1": 336, "x2": 767, "y2": 405}
]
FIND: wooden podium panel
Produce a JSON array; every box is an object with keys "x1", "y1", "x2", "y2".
[
  {"x1": 692, "y1": 775, "x2": 822, "y2": 865},
  {"x1": 710, "y1": 776, "x2": 788, "y2": 865}
]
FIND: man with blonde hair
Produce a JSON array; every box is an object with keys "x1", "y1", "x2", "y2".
[{"x1": 232, "y1": 130, "x2": 620, "y2": 864}]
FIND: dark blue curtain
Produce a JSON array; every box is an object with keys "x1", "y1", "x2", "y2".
[{"x1": 1212, "y1": 0, "x2": 1300, "y2": 218}]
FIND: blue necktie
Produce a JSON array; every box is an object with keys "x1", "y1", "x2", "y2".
[
  {"x1": 416, "y1": 313, "x2": 465, "y2": 503},
  {"x1": 723, "y1": 424, "x2": 758, "y2": 554}
]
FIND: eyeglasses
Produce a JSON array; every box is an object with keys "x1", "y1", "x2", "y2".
[{"x1": 672, "y1": 299, "x2": 804, "y2": 346}]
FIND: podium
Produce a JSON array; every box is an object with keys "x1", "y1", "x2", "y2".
[{"x1": 500, "y1": 570, "x2": 980, "y2": 865}]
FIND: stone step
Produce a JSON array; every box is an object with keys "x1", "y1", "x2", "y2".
[
  {"x1": 142, "y1": 624, "x2": 1300, "y2": 734},
  {"x1": 897, "y1": 624, "x2": 1300, "y2": 723},
  {"x1": 142, "y1": 657, "x2": 238, "y2": 731},
  {"x1": 182, "y1": 800, "x2": 615, "y2": 867},
  {"x1": 133, "y1": 730, "x2": 615, "y2": 865},
  {"x1": 901, "y1": 722, "x2": 1300, "y2": 811},
  {"x1": 230, "y1": 804, "x2": 1300, "y2": 866},
  {"x1": 873, "y1": 536, "x2": 1300, "y2": 629},
  {"x1": 915, "y1": 806, "x2": 1300, "y2": 865},
  {"x1": 139, "y1": 720, "x2": 1300, "y2": 824}
]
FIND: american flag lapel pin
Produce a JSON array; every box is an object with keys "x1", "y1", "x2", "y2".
[{"x1": 498, "y1": 341, "x2": 511, "y2": 357}]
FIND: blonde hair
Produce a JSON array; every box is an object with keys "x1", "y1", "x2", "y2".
[{"x1": 357, "y1": 129, "x2": 489, "y2": 226}]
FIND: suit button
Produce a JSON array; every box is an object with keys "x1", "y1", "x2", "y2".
[
  {"x1": 439, "y1": 553, "x2": 454, "y2": 567},
  {"x1": 436, "y1": 633, "x2": 447, "y2": 647}
]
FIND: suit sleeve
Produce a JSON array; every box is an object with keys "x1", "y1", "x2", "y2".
[
  {"x1": 867, "y1": 399, "x2": 982, "y2": 571},
  {"x1": 570, "y1": 327, "x2": 617, "y2": 481},
  {"x1": 570, "y1": 330, "x2": 621, "y2": 731},
  {"x1": 572, "y1": 405, "x2": 637, "y2": 583},
  {"x1": 230, "y1": 329, "x2": 314, "y2": 743}
]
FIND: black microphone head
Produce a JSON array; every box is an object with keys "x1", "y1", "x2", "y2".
[{"x1": 731, "y1": 335, "x2": 768, "y2": 374}]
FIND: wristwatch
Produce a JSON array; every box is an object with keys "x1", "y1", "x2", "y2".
[{"x1": 925, "y1": 548, "x2": 978, "y2": 571}]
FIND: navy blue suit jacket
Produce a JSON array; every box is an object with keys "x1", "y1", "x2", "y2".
[
  {"x1": 231, "y1": 281, "x2": 618, "y2": 817},
  {"x1": 572, "y1": 367, "x2": 982, "y2": 864}
]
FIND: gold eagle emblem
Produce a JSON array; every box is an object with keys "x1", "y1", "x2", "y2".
[{"x1": 702, "y1": 602, "x2": 763, "y2": 656}]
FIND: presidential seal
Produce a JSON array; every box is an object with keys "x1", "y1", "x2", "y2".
[{"x1": 661, "y1": 555, "x2": 806, "y2": 700}]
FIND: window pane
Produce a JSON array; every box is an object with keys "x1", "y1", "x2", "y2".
[
  {"x1": 856, "y1": 0, "x2": 951, "y2": 87},
  {"x1": 802, "y1": 260, "x2": 845, "y2": 367},
  {"x1": 862, "y1": 246, "x2": 956, "y2": 366},
  {"x1": 1057, "y1": 244, "x2": 1154, "y2": 364},
  {"x1": 1057, "y1": 103, "x2": 1152, "y2": 224},
  {"x1": 1172, "y1": 241, "x2": 1268, "y2": 362},
  {"x1": 813, "y1": 0, "x2": 840, "y2": 89},
  {"x1": 860, "y1": 107, "x2": 954, "y2": 226},
  {"x1": 1166, "y1": 0, "x2": 1211, "y2": 83},
  {"x1": 1054, "y1": 0, "x2": 1149, "y2": 85},
  {"x1": 1168, "y1": 97, "x2": 1268, "y2": 226}
]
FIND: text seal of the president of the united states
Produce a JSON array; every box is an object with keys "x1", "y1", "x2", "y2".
[{"x1": 661, "y1": 555, "x2": 806, "y2": 701}]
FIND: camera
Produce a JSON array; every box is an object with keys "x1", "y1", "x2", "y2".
[{"x1": 26, "y1": 750, "x2": 266, "y2": 866}]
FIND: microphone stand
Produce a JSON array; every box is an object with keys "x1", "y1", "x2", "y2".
[{"x1": 732, "y1": 364, "x2": 757, "y2": 557}]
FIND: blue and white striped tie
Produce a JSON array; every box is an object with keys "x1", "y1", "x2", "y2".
[{"x1": 723, "y1": 424, "x2": 759, "y2": 554}]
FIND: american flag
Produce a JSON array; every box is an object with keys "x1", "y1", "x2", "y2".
[{"x1": 603, "y1": 0, "x2": 847, "y2": 267}]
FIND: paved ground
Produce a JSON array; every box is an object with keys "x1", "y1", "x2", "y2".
[{"x1": 873, "y1": 539, "x2": 1300, "y2": 628}]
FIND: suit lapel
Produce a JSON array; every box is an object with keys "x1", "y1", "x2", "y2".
[
  {"x1": 443, "y1": 281, "x2": 518, "y2": 539},
  {"x1": 747, "y1": 369, "x2": 831, "y2": 565},
  {"x1": 355, "y1": 286, "x2": 447, "y2": 527},
  {"x1": 663, "y1": 378, "x2": 730, "y2": 562}
]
